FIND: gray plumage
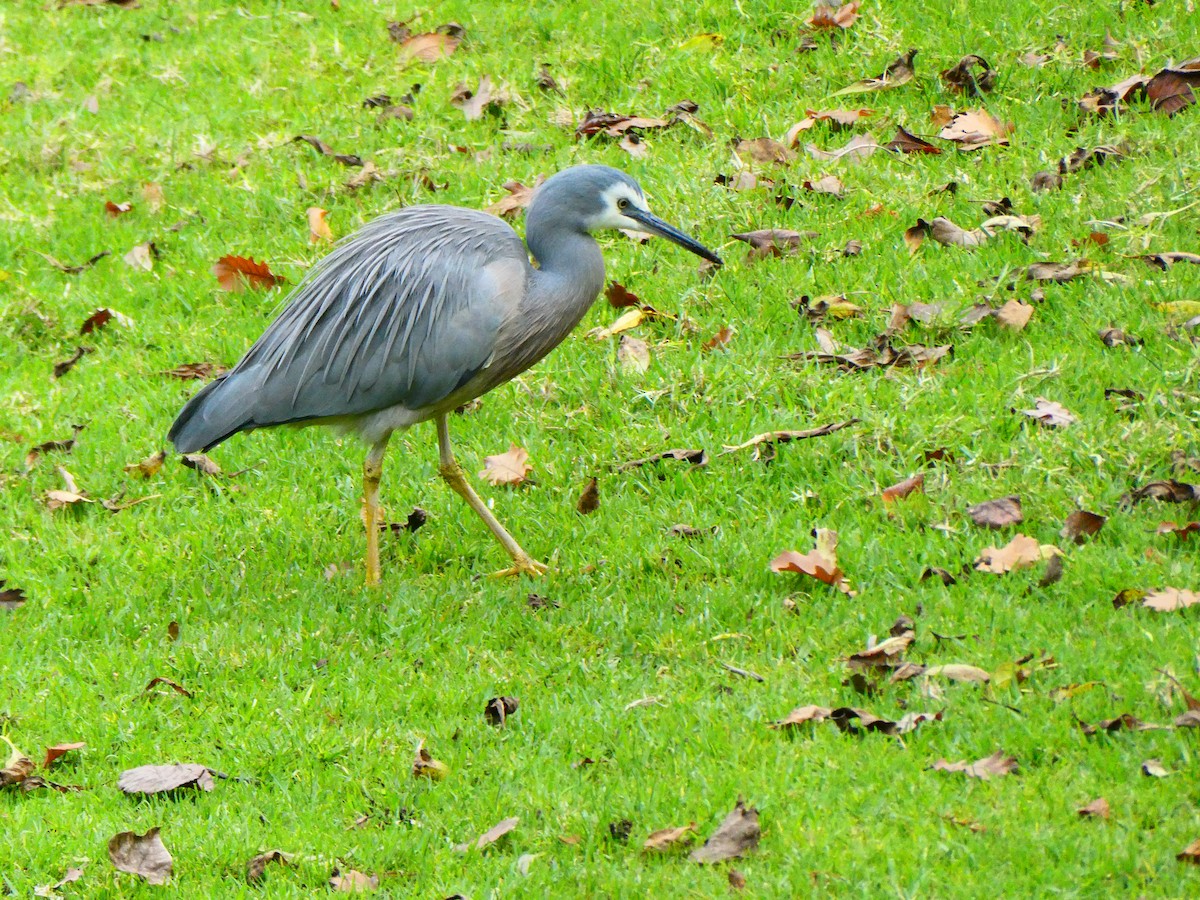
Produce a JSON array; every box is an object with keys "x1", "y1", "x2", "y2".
[{"x1": 169, "y1": 164, "x2": 721, "y2": 582}]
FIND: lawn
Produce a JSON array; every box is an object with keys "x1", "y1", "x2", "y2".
[{"x1": 2, "y1": 0, "x2": 1199, "y2": 896}]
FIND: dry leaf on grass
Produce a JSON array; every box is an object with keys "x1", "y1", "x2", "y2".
[
  {"x1": 690, "y1": 799, "x2": 760, "y2": 863},
  {"x1": 162, "y1": 362, "x2": 227, "y2": 380},
  {"x1": 108, "y1": 827, "x2": 172, "y2": 885},
  {"x1": 43, "y1": 742, "x2": 85, "y2": 768},
  {"x1": 731, "y1": 228, "x2": 819, "y2": 260},
  {"x1": 931, "y1": 751, "x2": 1017, "y2": 779},
  {"x1": 967, "y1": 496, "x2": 1023, "y2": 528},
  {"x1": 788, "y1": 336, "x2": 951, "y2": 371},
  {"x1": 886, "y1": 125, "x2": 942, "y2": 154},
  {"x1": 329, "y1": 869, "x2": 379, "y2": 892},
  {"x1": 53, "y1": 346, "x2": 93, "y2": 379},
  {"x1": 1142, "y1": 588, "x2": 1200, "y2": 612},
  {"x1": 721, "y1": 420, "x2": 857, "y2": 457},
  {"x1": 456, "y1": 816, "x2": 519, "y2": 852},
  {"x1": 1141, "y1": 758, "x2": 1170, "y2": 778},
  {"x1": 1079, "y1": 713, "x2": 1165, "y2": 735},
  {"x1": 118, "y1": 763, "x2": 214, "y2": 795},
  {"x1": 412, "y1": 742, "x2": 448, "y2": 780},
  {"x1": 395, "y1": 30, "x2": 461, "y2": 63},
  {"x1": 246, "y1": 850, "x2": 290, "y2": 885},
  {"x1": 771, "y1": 704, "x2": 833, "y2": 729},
  {"x1": 803, "y1": 133, "x2": 880, "y2": 164},
  {"x1": 975, "y1": 534, "x2": 1061, "y2": 574},
  {"x1": 643, "y1": 823, "x2": 697, "y2": 852},
  {"x1": 771, "y1": 529, "x2": 852, "y2": 594},
  {"x1": 847, "y1": 630, "x2": 914, "y2": 671},
  {"x1": 306, "y1": 207, "x2": 333, "y2": 243},
  {"x1": 617, "y1": 335, "x2": 651, "y2": 373},
  {"x1": 484, "y1": 695, "x2": 519, "y2": 726},
  {"x1": 807, "y1": 0, "x2": 860, "y2": 30},
  {"x1": 1062, "y1": 510, "x2": 1106, "y2": 543},
  {"x1": 1, "y1": 737, "x2": 34, "y2": 787},
  {"x1": 181, "y1": 453, "x2": 221, "y2": 477},
  {"x1": 480, "y1": 445, "x2": 532, "y2": 486},
  {"x1": 1177, "y1": 838, "x2": 1200, "y2": 863},
  {"x1": 938, "y1": 109, "x2": 1012, "y2": 149},
  {"x1": 576, "y1": 477, "x2": 600, "y2": 515},
  {"x1": 124, "y1": 242, "x2": 156, "y2": 271},
  {"x1": 615, "y1": 448, "x2": 707, "y2": 471},
  {"x1": 1020, "y1": 398, "x2": 1076, "y2": 428},
  {"x1": 212, "y1": 255, "x2": 286, "y2": 292},
  {"x1": 881, "y1": 473, "x2": 924, "y2": 503},
  {"x1": 941, "y1": 55, "x2": 996, "y2": 94},
  {"x1": 124, "y1": 450, "x2": 166, "y2": 478},
  {"x1": 924, "y1": 664, "x2": 990, "y2": 683},
  {"x1": 734, "y1": 137, "x2": 795, "y2": 165},
  {"x1": 1077, "y1": 798, "x2": 1110, "y2": 819},
  {"x1": 292, "y1": 134, "x2": 363, "y2": 167},
  {"x1": 831, "y1": 49, "x2": 918, "y2": 95}
]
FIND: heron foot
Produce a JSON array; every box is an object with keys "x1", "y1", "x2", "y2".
[{"x1": 490, "y1": 556, "x2": 549, "y2": 578}]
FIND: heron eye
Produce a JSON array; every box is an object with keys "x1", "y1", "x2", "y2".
[{"x1": 617, "y1": 198, "x2": 629, "y2": 211}]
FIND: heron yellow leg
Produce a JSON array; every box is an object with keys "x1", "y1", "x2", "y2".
[
  {"x1": 435, "y1": 414, "x2": 548, "y2": 578},
  {"x1": 362, "y1": 436, "x2": 390, "y2": 587}
]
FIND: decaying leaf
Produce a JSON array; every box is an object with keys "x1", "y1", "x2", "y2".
[
  {"x1": 246, "y1": 850, "x2": 290, "y2": 885},
  {"x1": 832, "y1": 49, "x2": 918, "y2": 95},
  {"x1": 412, "y1": 742, "x2": 448, "y2": 780},
  {"x1": 803, "y1": 133, "x2": 880, "y2": 164},
  {"x1": 616, "y1": 447, "x2": 708, "y2": 471},
  {"x1": 941, "y1": 55, "x2": 996, "y2": 95},
  {"x1": 1142, "y1": 588, "x2": 1200, "y2": 612},
  {"x1": 108, "y1": 827, "x2": 173, "y2": 885},
  {"x1": 643, "y1": 823, "x2": 697, "y2": 852},
  {"x1": 329, "y1": 869, "x2": 379, "y2": 892},
  {"x1": 788, "y1": 335, "x2": 951, "y2": 372},
  {"x1": 1157, "y1": 521, "x2": 1200, "y2": 540},
  {"x1": 938, "y1": 109, "x2": 1012, "y2": 149},
  {"x1": 1062, "y1": 510, "x2": 1106, "y2": 543},
  {"x1": 212, "y1": 255, "x2": 286, "y2": 292},
  {"x1": 306, "y1": 207, "x2": 333, "y2": 243},
  {"x1": 43, "y1": 742, "x2": 85, "y2": 769},
  {"x1": 395, "y1": 27, "x2": 461, "y2": 64},
  {"x1": 770, "y1": 704, "x2": 834, "y2": 729},
  {"x1": 731, "y1": 228, "x2": 819, "y2": 260},
  {"x1": 807, "y1": 0, "x2": 860, "y2": 30},
  {"x1": 931, "y1": 750, "x2": 1017, "y2": 779},
  {"x1": 1019, "y1": 398, "x2": 1076, "y2": 428},
  {"x1": 451, "y1": 75, "x2": 506, "y2": 120},
  {"x1": 1079, "y1": 712, "x2": 1165, "y2": 735},
  {"x1": 847, "y1": 630, "x2": 914, "y2": 671},
  {"x1": 1123, "y1": 480, "x2": 1200, "y2": 505},
  {"x1": 181, "y1": 453, "x2": 221, "y2": 477},
  {"x1": 689, "y1": 799, "x2": 760, "y2": 864},
  {"x1": 1, "y1": 737, "x2": 35, "y2": 787},
  {"x1": 923, "y1": 664, "x2": 990, "y2": 683},
  {"x1": 886, "y1": 125, "x2": 942, "y2": 154},
  {"x1": 829, "y1": 706, "x2": 942, "y2": 736},
  {"x1": 1141, "y1": 758, "x2": 1170, "y2": 778},
  {"x1": 734, "y1": 137, "x2": 795, "y2": 165},
  {"x1": 994, "y1": 299, "x2": 1033, "y2": 330},
  {"x1": 292, "y1": 134, "x2": 363, "y2": 167},
  {"x1": 41, "y1": 250, "x2": 110, "y2": 274},
  {"x1": 881, "y1": 473, "x2": 925, "y2": 503},
  {"x1": 1177, "y1": 838, "x2": 1200, "y2": 864},
  {"x1": 0, "y1": 582, "x2": 27, "y2": 610},
  {"x1": 575, "y1": 109, "x2": 672, "y2": 140},
  {"x1": 802, "y1": 175, "x2": 845, "y2": 197},
  {"x1": 617, "y1": 335, "x2": 651, "y2": 373},
  {"x1": 118, "y1": 763, "x2": 214, "y2": 795},
  {"x1": 785, "y1": 108, "x2": 873, "y2": 144},
  {"x1": 975, "y1": 534, "x2": 1061, "y2": 574},
  {"x1": 1020, "y1": 259, "x2": 1094, "y2": 283},
  {"x1": 53, "y1": 346, "x2": 93, "y2": 379},
  {"x1": 771, "y1": 529, "x2": 852, "y2": 594},
  {"x1": 484, "y1": 177, "x2": 544, "y2": 218},
  {"x1": 484, "y1": 695, "x2": 519, "y2": 726},
  {"x1": 1077, "y1": 798, "x2": 1110, "y2": 819},
  {"x1": 721, "y1": 420, "x2": 857, "y2": 457},
  {"x1": 162, "y1": 362, "x2": 227, "y2": 380},
  {"x1": 480, "y1": 445, "x2": 532, "y2": 486},
  {"x1": 124, "y1": 450, "x2": 166, "y2": 478},
  {"x1": 456, "y1": 816, "x2": 519, "y2": 852}
]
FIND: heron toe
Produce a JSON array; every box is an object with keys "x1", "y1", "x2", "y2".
[{"x1": 490, "y1": 556, "x2": 549, "y2": 579}]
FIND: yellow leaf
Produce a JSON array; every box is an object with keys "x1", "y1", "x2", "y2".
[
  {"x1": 307, "y1": 207, "x2": 333, "y2": 244},
  {"x1": 679, "y1": 32, "x2": 724, "y2": 51}
]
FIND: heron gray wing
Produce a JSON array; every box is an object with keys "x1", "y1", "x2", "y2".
[{"x1": 229, "y1": 206, "x2": 528, "y2": 424}]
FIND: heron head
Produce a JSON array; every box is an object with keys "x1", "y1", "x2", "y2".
[{"x1": 534, "y1": 165, "x2": 723, "y2": 266}]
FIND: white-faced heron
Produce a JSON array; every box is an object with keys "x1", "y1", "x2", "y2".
[{"x1": 169, "y1": 164, "x2": 721, "y2": 584}]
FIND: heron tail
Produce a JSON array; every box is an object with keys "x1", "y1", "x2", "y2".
[{"x1": 167, "y1": 374, "x2": 255, "y2": 453}]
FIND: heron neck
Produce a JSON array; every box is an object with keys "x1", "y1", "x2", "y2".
[{"x1": 525, "y1": 224, "x2": 606, "y2": 315}]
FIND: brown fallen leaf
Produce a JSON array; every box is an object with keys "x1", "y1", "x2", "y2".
[
  {"x1": 457, "y1": 816, "x2": 519, "y2": 852},
  {"x1": 604, "y1": 281, "x2": 641, "y2": 308},
  {"x1": 829, "y1": 706, "x2": 942, "y2": 736},
  {"x1": 771, "y1": 528, "x2": 852, "y2": 594},
  {"x1": 1019, "y1": 398, "x2": 1076, "y2": 428},
  {"x1": 53, "y1": 346, "x2": 93, "y2": 379},
  {"x1": 80, "y1": 307, "x2": 130, "y2": 334},
  {"x1": 931, "y1": 750, "x2": 1017, "y2": 780},
  {"x1": 807, "y1": 0, "x2": 860, "y2": 30},
  {"x1": 881, "y1": 473, "x2": 924, "y2": 503},
  {"x1": 395, "y1": 27, "x2": 461, "y2": 63},
  {"x1": 329, "y1": 868, "x2": 379, "y2": 892},
  {"x1": 617, "y1": 335, "x2": 651, "y2": 373},
  {"x1": 847, "y1": 630, "x2": 914, "y2": 671},
  {"x1": 161, "y1": 362, "x2": 228, "y2": 380},
  {"x1": 975, "y1": 534, "x2": 1061, "y2": 574},
  {"x1": 0, "y1": 582, "x2": 27, "y2": 610},
  {"x1": 125, "y1": 450, "x2": 166, "y2": 478},
  {"x1": 105, "y1": 200, "x2": 133, "y2": 217},
  {"x1": 25, "y1": 425, "x2": 84, "y2": 471},
  {"x1": 734, "y1": 137, "x2": 795, "y2": 165},
  {"x1": 886, "y1": 125, "x2": 942, "y2": 154},
  {"x1": 702, "y1": 326, "x2": 733, "y2": 351},
  {"x1": 292, "y1": 134, "x2": 363, "y2": 167},
  {"x1": 307, "y1": 207, "x2": 333, "y2": 243},
  {"x1": 412, "y1": 742, "x2": 448, "y2": 780},
  {"x1": 108, "y1": 827, "x2": 173, "y2": 885},
  {"x1": 576, "y1": 477, "x2": 600, "y2": 515},
  {"x1": 33, "y1": 868, "x2": 84, "y2": 897},
  {"x1": 575, "y1": 109, "x2": 672, "y2": 140},
  {"x1": 923, "y1": 664, "x2": 990, "y2": 683},
  {"x1": 181, "y1": 453, "x2": 222, "y2": 477},
  {"x1": 484, "y1": 695, "x2": 519, "y2": 726},
  {"x1": 118, "y1": 763, "x2": 213, "y2": 795},
  {"x1": 1177, "y1": 838, "x2": 1200, "y2": 864},
  {"x1": 1145, "y1": 57, "x2": 1200, "y2": 115},
  {"x1": 616, "y1": 448, "x2": 708, "y2": 471},
  {"x1": 720, "y1": 421, "x2": 858, "y2": 458},
  {"x1": 40, "y1": 250, "x2": 110, "y2": 274},
  {"x1": 788, "y1": 336, "x2": 951, "y2": 371},
  {"x1": 770, "y1": 704, "x2": 833, "y2": 729},
  {"x1": 804, "y1": 133, "x2": 880, "y2": 164},
  {"x1": 212, "y1": 255, "x2": 286, "y2": 292},
  {"x1": 1077, "y1": 798, "x2": 1110, "y2": 819},
  {"x1": 690, "y1": 799, "x2": 760, "y2": 864},
  {"x1": 941, "y1": 55, "x2": 996, "y2": 95},
  {"x1": 480, "y1": 444, "x2": 532, "y2": 486},
  {"x1": 123, "y1": 242, "x2": 156, "y2": 271},
  {"x1": 1124, "y1": 480, "x2": 1200, "y2": 505},
  {"x1": 1021, "y1": 259, "x2": 1093, "y2": 283},
  {"x1": 832, "y1": 49, "x2": 918, "y2": 95},
  {"x1": 938, "y1": 109, "x2": 1012, "y2": 149},
  {"x1": 43, "y1": 742, "x2": 85, "y2": 769},
  {"x1": 1062, "y1": 510, "x2": 1106, "y2": 544},
  {"x1": 145, "y1": 675, "x2": 193, "y2": 698},
  {"x1": 994, "y1": 299, "x2": 1033, "y2": 330},
  {"x1": 246, "y1": 850, "x2": 290, "y2": 885},
  {"x1": 1136, "y1": 251, "x2": 1200, "y2": 271},
  {"x1": 731, "y1": 228, "x2": 819, "y2": 260},
  {"x1": 451, "y1": 75, "x2": 506, "y2": 121},
  {"x1": 1, "y1": 737, "x2": 35, "y2": 787},
  {"x1": 643, "y1": 823, "x2": 697, "y2": 852},
  {"x1": 1157, "y1": 521, "x2": 1200, "y2": 540},
  {"x1": 1079, "y1": 712, "x2": 1165, "y2": 735},
  {"x1": 1142, "y1": 588, "x2": 1200, "y2": 612}
]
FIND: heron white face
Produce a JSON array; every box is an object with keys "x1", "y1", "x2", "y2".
[{"x1": 588, "y1": 182, "x2": 652, "y2": 232}]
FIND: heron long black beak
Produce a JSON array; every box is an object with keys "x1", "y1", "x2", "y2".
[{"x1": 627, "y1": 207, "x2": 723, "y2": 267}]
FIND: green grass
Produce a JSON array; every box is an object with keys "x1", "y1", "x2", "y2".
[{"x1": 2, "y1": 0, "x2": 1199, "y2": 896}]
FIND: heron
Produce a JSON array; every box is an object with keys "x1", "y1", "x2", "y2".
[{"x1": 168, "y1": 165, "x2": 722, "y2": 585}]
